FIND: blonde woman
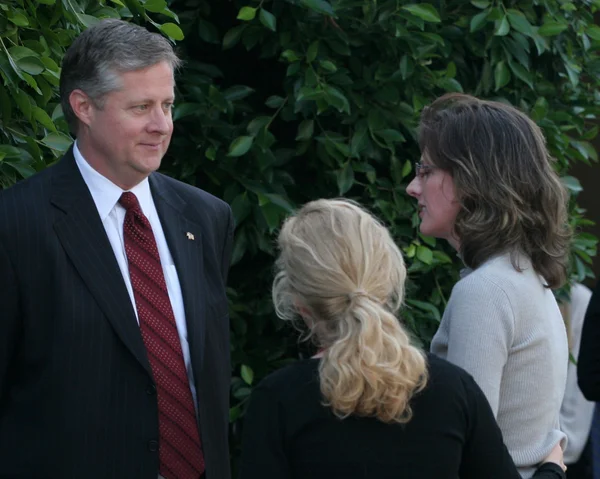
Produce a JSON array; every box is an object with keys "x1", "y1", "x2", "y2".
[
  {"x1": 407, "y1": 93, "x2": 570, "y2": 478},
  {"x1": 239, "y1": 199, "x2": 565, "y2": 479}
]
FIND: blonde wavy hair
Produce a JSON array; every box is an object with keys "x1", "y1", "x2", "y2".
[{"x1": 272, "y1": 199, "x2": 428, "y2": 424}]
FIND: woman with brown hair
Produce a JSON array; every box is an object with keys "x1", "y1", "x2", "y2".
[
  {"x1": 407, "y1": 93, "x2": 571, "y2": 478},
  {"x1": 239, "y1": 198, "x2": 565, "y2": 479}
]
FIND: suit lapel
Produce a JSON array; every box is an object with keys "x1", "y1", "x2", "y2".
[
  {"x1": 149, "y1": 174, "x2": 207, "y2": 376},
  {"x1": 50, "y1": 151, "x2": 151, "y2": 376}
]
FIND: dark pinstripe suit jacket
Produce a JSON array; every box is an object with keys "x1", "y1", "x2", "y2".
[{"x1": 0, "y1": 149, "x2": 234, "y2": 479}]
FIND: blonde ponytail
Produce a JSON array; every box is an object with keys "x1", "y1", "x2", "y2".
[
  {"x1": 272, "y1": 198, "x2": 428, "y2": 424},
  {"x1": 320, "y1": 295, "x2": 427, "y2": 423}
]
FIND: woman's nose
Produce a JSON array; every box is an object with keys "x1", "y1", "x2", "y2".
[{"x1": 406, "y1": 177, "x2": 421, "y2": 198}]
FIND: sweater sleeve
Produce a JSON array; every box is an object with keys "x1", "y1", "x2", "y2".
[
  {"x1": 239, "y1": 383, "x2": 292, "y2": 479},
  {"x1": 438, "y1": 276, "x2": 515, "y2": 416},
  {"x1": 578, "y1": 280, "x2": 600, "y2": 400}
]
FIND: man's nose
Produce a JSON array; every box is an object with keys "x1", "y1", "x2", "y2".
[{"x1": 148, "y1": 106, "x2": 171, "y2": 134}]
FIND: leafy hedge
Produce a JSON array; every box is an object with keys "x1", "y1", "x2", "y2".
[{"x1": 2, "y1": 0, "x2": 599, "y2": 471}]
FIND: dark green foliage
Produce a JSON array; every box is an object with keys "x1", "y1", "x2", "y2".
[{"x1": 1, "y1": 0, "x2": 599, "y2": 471}]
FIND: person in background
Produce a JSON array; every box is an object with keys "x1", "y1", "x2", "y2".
[
  {"x1": 239, "y1": 198, "x2": 566, "y2": 479},
  {"x1": 559, "y1": 283, "x2": 594, "y2": 478},
  {"x1": 406, "y1": 93, "x2": 570, "y2": 478},
  {"x1": 578, "y1": 279, "x2": 600, "y2": 479}
]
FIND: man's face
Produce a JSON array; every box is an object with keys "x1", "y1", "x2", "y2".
[{"x1": 77, "y1": 61, "x2": 175, "y2": 189}]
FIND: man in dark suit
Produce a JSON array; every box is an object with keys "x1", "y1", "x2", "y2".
[{"x1": 0, "y1": 19, "x2": 233, "y2": 479}]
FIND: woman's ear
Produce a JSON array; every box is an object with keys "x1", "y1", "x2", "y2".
[{"x1": 294, "y1": 298, "x2": 313, "y2": 327}]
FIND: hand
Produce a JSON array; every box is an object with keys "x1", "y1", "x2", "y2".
[{"x1": 543, "y1": 442, "x2": 566, "y2": 472}]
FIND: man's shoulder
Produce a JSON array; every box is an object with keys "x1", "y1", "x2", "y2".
[
  {"x1": 152, "y1": 172, "x2": 230, "y2": 214},
  {"x1": 1, "y1": 162, "x2": 56, "y2": 201}
]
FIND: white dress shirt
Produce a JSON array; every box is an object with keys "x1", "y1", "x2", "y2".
[{"x1": 73, "y1": 141, "x2": 198, "y2": 412}]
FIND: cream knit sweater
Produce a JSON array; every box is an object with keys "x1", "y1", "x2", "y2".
[{"x1": 431, "y1": 253, "x2": 568, "y2": 478}]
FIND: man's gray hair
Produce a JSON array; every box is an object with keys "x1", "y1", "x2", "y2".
[{"x1": 59, "y1": 19, "x2": 182, "y2": 135}]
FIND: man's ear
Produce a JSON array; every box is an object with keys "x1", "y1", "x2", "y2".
[{"x1": 69, "y1": 89, "x2": 95, "y2": 128}]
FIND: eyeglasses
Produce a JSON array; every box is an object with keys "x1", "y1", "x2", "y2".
[{"x1": 415, "y1": 162, "x2": 438, "y2": 179}]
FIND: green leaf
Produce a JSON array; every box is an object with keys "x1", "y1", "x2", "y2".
[
  {"x1": 323, "y1": 85, "x2": 350, "y2": 114},
  {"x1": 247, "y1": 116, "x2": 271, "y2": 136},
  {"x1": 437, "y1": 78, "x2": 464, "y2": 92},
  {"x1": 405, "y1": 299, "x2": 441, "y2": 321},
  {"x1": 494, "y1": 16, "x2": 510, "y2": 36},
  {"x1": 237, "y1": 6, "x2": 257, "y2": 21},
  {"x1": 531, "y1": 97, "x2": 548, "y2": 121},
  {"x1": 205, "y1": 146, "x2": 216, "y2": 161},
  {"x1": 494, "y1": 61, "x2": 510, "y2": 90},
  {"x1": 173, "y1": 103, "x2": 200, "y2": 121},
  {"x1": 143, "y1": 0, "x2": 167, "y2": 13},
  {"x1": 33, "y1": 107, "x2": 57, "y2": 131},
  {"x1": 265, "y1": 95, "x2": 285, "y2": 108},
  {"x1": 401, "y1": 4, "x2": 441, "y2": 23},
  {"x1": 6, "y1": 161, "x2": 35, "y2": 178},
  {"x1": 470, "y1": 9, "x2": 490, "y2": 32},
  {"x1": 159, "y1": 23, "x2": 184, "y2": 41},
  {"x1": 41, "y1": 133, "x2": 73, "y2": 152},
  {"x1": 538, "y1": 22, "x2": 568, "y2": 37},
  {"x1": 432, "y1": 251, "x2": 453, "y2": 264},
  {"x1": 508, "y1": 60, "x2": 533, "y2": 89},
  {"x1": 307, "y1": 41, "x2": 319, "y2": 62},
  {"x1": 241, "y1": 364, "x2": 254, "y2": 385},
  {"x1": 586, "y1": 25, "x2": 600, "y2": 41},
  {"x1": 229, "y1": 405, "x2": 242, "y2": 423},
  {"x1": 320, "y1": 60, "x2": 337, "y2": 72},
  {"x1": 337, "y1": 162, "x2": 354, "y2": 195},
  {"x1": 281, "y1": 50, "x2": 300, "y2": 62},
  {"x1": 350, "y1": 128, "x2": 368, "y2": 157},
  {"x1": 301, "y1": 0, "x2": 335, "y2": 16},
  {"x1": 77, "y1": 14, "x2": 101, "y2": 27},
  {"x1": 399, "y1": 55, "x2": 414, "y2": 79},
  {"x1": 231, "y1": 193, "x2": 252, "y2": 225},
  {"x1": 416, "y1": 245, "x2": 433, "y2": 264},
  {"x1": 561, "y1": 175, "x2": 582, "y2": 194},
  {"x1": 8, "y1": 46, "x2": 39, "y2": 62},
  {"x1": 296, "y1": 119, "x2": 314, "y2": 141},
  {"x1": 223, "y1": 85, "x2": 255, "y2": 101},
  {"x1": 15, "y1": 57, "x2": 45, "y2": 75},
  {"x1": 227, "y1": 136, "x2": 254, "y2": 157},
  {"x1": 471, "y1": 0, "x2": 490, "y2": 7},
  {"x1": 401, "y1": 160, "x2": 412, "y2": 178},
  {"x1": 261, "y1": 202, "x2": 283, "y2": 232},
  {"x1": 507, "y1": 10, "x2": 533, "y2": 36},
  {"x1": 259, "y1": 9, "x2": 276, "y2": 32},
  {"x1": 0, "y1": 145, "x2": 29, "y2": 160},
  {"x1": 198, "y1": 19, "x2": 219, "y2": 44},
  {"x1": 15, "y1": 90, "x2": 32, "y2": 120},
  {"x1": 7, "y1": 10, "x2": 29, "y2": 26},
  {"x1": 265, "y1": 194, "x2": 295, "y2": 213},
  {"x1": 222, "y1": 25, "x2": 246, "y2": 49},
  {"x1": 375, "y1": 129, "x2": 405, "y2": 144}
]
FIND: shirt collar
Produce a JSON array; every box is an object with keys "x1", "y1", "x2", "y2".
[{"x1": 73, "y1": 140, "x2": 153, "y2": 220}]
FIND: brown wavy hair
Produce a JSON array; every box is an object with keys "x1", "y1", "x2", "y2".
[
  {"x1": 272, "y1": 199, "x2": 428, "y2": 423},
  {"x1": 419, "y1": 93, "x2": 571, "y2": 288}
]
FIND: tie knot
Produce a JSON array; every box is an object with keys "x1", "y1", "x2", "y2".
[{"x1": 119, "y1": 192, "x2": 141, "y2": 212}]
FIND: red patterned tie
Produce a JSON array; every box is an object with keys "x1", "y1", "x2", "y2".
[{"x1": 120, "y1": 192, "x2": 204, "y2": 479}]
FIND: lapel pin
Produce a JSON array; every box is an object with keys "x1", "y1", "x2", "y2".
[{"x1": 186, "y1": 232, "x2": 195, "y2": 241}]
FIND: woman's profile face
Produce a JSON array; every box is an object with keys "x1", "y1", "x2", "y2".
[{"x1": 406, "y1": 156, "x2": 461, "y2": 248}]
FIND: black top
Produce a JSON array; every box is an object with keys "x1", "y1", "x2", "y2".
[
  {"x1": 578, "y1": 280, "x2": 600, "y2": 400},
  {"x1": 239, "y1": 354, "x2": 565, "y2": 479}
]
